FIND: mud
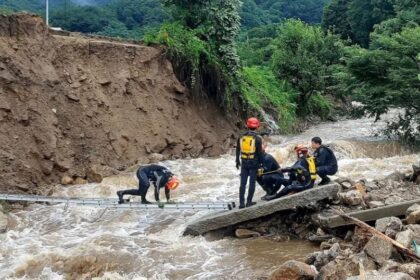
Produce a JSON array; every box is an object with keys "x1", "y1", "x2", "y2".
[{"x1": 0, "y1": 14, "x2": 238, "y2": 193}]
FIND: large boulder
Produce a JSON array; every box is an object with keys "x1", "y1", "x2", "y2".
[
  {"x1": 364, "y1": 236, "x2": 393, "y2": 265},
  {"x1": 269, "y1": 260, "x2": 317, "y2": 280},
  {"x1": 375, "y1": 217, "x2": 403, "y2": 233},
  {"x1": 395, "y1": 229, "x2": 414, "y2": 248},
  {"x1": 346, "y1": 271, "x2": 414, "y2": 280},
  {"x1": 0, "y1": 211, "x2": 9, "y2": 233}
]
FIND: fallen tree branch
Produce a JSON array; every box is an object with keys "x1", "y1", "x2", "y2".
[{"x1": 332, "y1": 208, "x2": 420, "y2": 263}]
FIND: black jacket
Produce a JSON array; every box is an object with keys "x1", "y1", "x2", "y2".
[
  {"x1": 262, "y1": 152, "x2": 280, "y2": 172},
  {"x1": 313, "y1": 145, "x2": 337, "y2": 168},
  {"x1": 235, "y1": 130, "x2": 264, "y2": 167},
  {"x1": 140, "y1": 164, "x2": 173, "y2": 201}
]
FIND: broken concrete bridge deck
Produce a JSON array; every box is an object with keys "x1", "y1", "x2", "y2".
[
  {"x1": 314, "y1": 198, "x2": 420, "y2": 229},
  {"x1": 184, "y1": 183, "x2": 340, "y2": 236}
]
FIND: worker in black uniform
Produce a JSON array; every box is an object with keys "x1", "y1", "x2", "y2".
[
  {"x1": 265, "y1": 145, "x2": 316, "y2": 201},
  {"x1": 311, "y1": 137, "x2": 338, "y2": 185},
  {"x1": 257, "y1": 141, "x2": 289, "y2": 200},
  {"x1": 117, "y1": 164, "x2": 180, "y2": 204},
  {"x1": 236, "y1": 117, "x2": 264, "y2": 208}
]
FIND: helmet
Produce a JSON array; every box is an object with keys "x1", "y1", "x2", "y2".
[
  {"x1": 247, "y1": 117, "x2": 260, "y2": 129},
  {"x1": 166, "y1": 177, "x2": 180, "y2": 190},
  {"x1": 294, "y1": 144, "x2": 308, "y2": 156}
]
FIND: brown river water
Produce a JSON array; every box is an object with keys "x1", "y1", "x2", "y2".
[{"x1": 1, "y1": 111, "x2": 419, "y2": 279}]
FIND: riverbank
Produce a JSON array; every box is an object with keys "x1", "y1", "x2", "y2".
[{"x1": 0, "y1": 13, "x2": 239, "y2": 194}]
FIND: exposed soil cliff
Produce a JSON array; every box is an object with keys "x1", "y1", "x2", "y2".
[{"x1": 0, "y1": 14, "x2": 238, "y2": 193}]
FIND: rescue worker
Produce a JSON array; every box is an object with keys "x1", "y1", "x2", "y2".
[
  {"x1": 311, "y1": 137, "x2": 338, "y2": 185},
  {"x1": 265, "y1": 144, "x2": 316, "y2": 200},
  {"x1": 257, "y1": 141, "x2": 289, "y2": 200},
  {"x1": 236, "y1": 117, "x2": 264, "y2": 208},
  {"x1": 117, "y1": 164, "x2": 180, "y2": 204}
]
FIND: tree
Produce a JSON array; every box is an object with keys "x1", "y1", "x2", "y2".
[
  {"x1": 343, "y1": 1, "x2": 420, "y2": 142},
  {"x1": 271, "y1": 20, "x2": 344, "y2": 114},
  {"x1": 322, "y1": 0, "x2": 354, "y2": 41}
]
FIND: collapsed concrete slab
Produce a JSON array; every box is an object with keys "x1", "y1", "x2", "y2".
[
  {"x1": 184, "y1": 183, "x2": 340, "y2": 236},
  {"x1": 315, "y1": 199, "x2": 420, "y2": 229}
]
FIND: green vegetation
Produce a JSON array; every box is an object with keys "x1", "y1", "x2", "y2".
[{"x1": 241, "y1": 66, "x2": 297, "y2": 131}]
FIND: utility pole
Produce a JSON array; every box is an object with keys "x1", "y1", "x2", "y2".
[{"x1": 45, "y1": 0, "x2": 49, "y2": 25}]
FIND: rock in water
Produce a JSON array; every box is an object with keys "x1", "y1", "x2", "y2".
[
  {"x1": 364, "y1": 236, "x2": 393, "y2": 265},
  {"x1": 0, "y1": 212, "x2": 9, "y2": 233},
  {"x1": 269, "y1": 260, "x2": 317, "y2": 280},
  {"x1": 234, "y1": 228, "x2": 261, "y2": 239}
]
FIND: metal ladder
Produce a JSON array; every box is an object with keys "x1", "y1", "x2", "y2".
[{"x1": 0, "y1": 193, "x2": 235, "y2": 210}]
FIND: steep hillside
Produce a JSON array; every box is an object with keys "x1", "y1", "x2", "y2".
[{"x1": 0, "y1": 13, "x2": 238, "y2": 193}]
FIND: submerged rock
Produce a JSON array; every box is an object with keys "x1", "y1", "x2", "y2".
[{"x1": 235, "y1": 228, "x2": 261, "y2": 239}]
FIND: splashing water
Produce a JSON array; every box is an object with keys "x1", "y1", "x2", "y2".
[{"x1": 1, "y1": 113, "x2": 419, "y2": 279}]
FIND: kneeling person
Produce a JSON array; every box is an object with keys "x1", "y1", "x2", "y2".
[
  {"x1": 117, "y1": 164, "x2": 180, "y2": 204},
  {"x1": 266, "y1": 145, "x2": 316, "y2": 200}
]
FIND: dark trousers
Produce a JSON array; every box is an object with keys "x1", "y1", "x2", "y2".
[
  {"x1": 317, "y1": 165, "x2": 338, "y2": 180},
  {"x1": 120, "y1": 169, "x2": 150, "y2": 201},
  {"x1": 261, "y1": 174, "x2": 289, "y2": 195},
  {"x1": 240, "y1": 166, "x2": 257, "y2": 205}
]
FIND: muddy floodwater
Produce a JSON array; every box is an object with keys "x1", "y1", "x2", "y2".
[{"x1": 1, "y1": 112, "x2": 419, "y2": 279}]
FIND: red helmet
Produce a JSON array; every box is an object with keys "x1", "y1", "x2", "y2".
[
  {"x1": 294, "y1": 144, "x2": 309, "y2": 156},
  {"x1": 247, "y1": 117, "x2": 260, "y2": 129},
  {"x1": 166, "y1": 177, "x2": 180, "y2": 190}
]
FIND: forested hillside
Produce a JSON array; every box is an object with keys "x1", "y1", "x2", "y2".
[{"x1": 0, "y1": 0, "x2": 330, "y2": 37}]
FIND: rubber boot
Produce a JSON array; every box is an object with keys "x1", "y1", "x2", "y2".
[
  {"x1": 141, "y1": 196, "x2": 152, "y2": 204},
  {"x1": 239, "y1": 204, "x2": 246, "y2": 209},
  {"x1": 246, "y1": 201, "x2": 256, "y2": 207},
  {"x1": 318, "y1": 177, "x2": 331, "y2": 186},
  {"x1": 265, "y1": 194, "x2": 277, "y2": 201}
]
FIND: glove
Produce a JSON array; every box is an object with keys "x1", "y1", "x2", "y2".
[
  {"x1": 257, "y1": 168, "x2": 264, "y2": 177},
  {"x1": 236, "y1": 161, "x2": 241, "y2": 170}
]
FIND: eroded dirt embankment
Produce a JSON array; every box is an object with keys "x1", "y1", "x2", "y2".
[{"x1": 0, "y1": 14, "x2": 238, "y2": 193}]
